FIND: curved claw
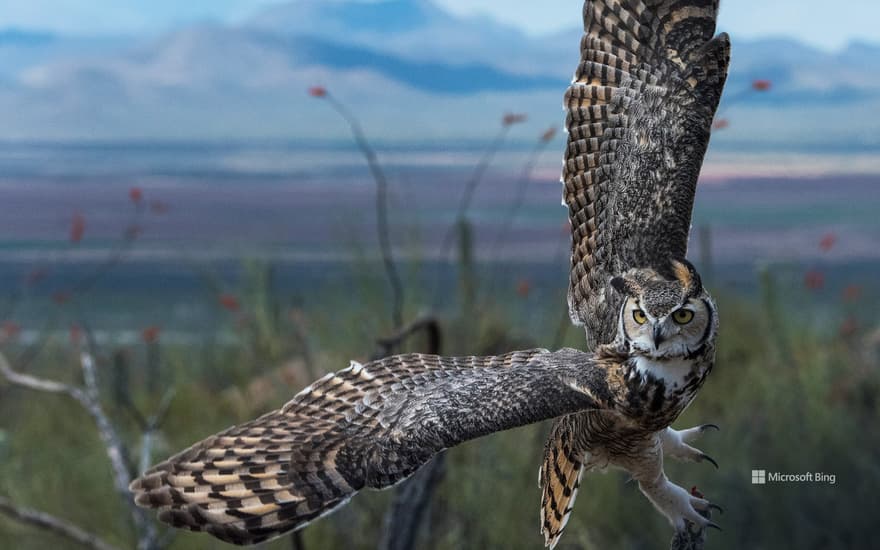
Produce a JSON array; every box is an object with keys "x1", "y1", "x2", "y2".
[
  {"x1": 701, "y1": 423, "x2": 720, "y2": 432},
  {"x1": 706, "y1": 522, "x2": 723, "y2": 532},
  {"x1": 708, "y1": 503, "x2": 724, "y2": 515},
  {"x1": 699, "y1": 453, "x2": 719, "y2": 469}
]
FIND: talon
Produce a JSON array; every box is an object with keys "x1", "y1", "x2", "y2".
[
  {"x1": 708, "y1": 503, "x2": 724, "y2": 515},
  {"x1": 699, "y1": 453, "x2": 719, "y2": 469},
  {"x1": 706, "y1": 522, "x2": 722, "y2": 531},
  {"x1": 701, "y1": 423, "x2": 720, "y2": 432}
]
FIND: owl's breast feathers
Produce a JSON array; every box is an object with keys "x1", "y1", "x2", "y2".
[{"x1": 596, "y1": 344, "x2": 713, "y2": 431}]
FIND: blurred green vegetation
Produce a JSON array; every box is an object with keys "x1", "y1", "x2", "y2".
[{"x1": 1, "y1": 252, "x2": 878, "y2": 550}]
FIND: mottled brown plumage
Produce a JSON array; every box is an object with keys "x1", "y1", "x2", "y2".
[
  {"x1": 564, "y1": 0, "x2": 729, "y2": 345},
  {"x1": 131, "y1": 340, "x2": 714, "y2": 545},
  {"x1": 132, "y1": 0, "x2": 729, "y2": 547},
  {"x1": 542, "y1": 1, "x2": 728, "y2": 545}
]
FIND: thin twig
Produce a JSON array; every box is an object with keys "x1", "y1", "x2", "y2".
[
  {"x1": 490, "y1": 129, "x2": 555, "y2": 259},
  {"x1": 70, "y1": 205, "x2": 143, "y2": 297},
  {"x1": 479, "y1": 127, "x2": 556, "y2": 310},
  {"x1": 0, "y1": 349, "x2": 158, "y2": 549},
  {"x1": 551, "y1": 302, "x2": 571, "y2": 351},
  {"x1": 377, "y1": 453, "x2": 446, "y2": 550},
  {"x1": 0, "y1": 496, "x2": 123, "y2": 550},
  {"x1": 138, "y1": 388, "x2": 177, "y2": 475},
  {"x1": 373, "y1": 316, "x2": 441, "y2": 360},
  {"x1": 434, "y1": 125, "x2": 509, "y2": 273},
  {"x1": 432, "y1": 118, "x2": 522, "y2": 309},
  {"x1": 669, "y1": 509, "x2": 712, "y2": 550},
  {"x1": 452, "y1": 125, "x2": 511, "y2": 226},
  {"x1": 79, "y1": 350, "x2": 157, "y2": 550},
  {"x1": 9, "y1": 201, "x2": 143, "y2": 372},
  {"x1": 713, "y1": 81, "x2": 771, "y2": 122},
  {"x1": 10, "y1": 310, "x2": 61, "y2": 371},
  {"x1": 324, "y1": 93, "x2": 404, "y2": 328}
]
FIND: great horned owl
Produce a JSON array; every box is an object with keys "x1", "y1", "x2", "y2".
[
  {"x1": 131, "y1": 264, "x2": 718, "y2": 545},
  {"x1": 131, "y1": 0, "x2": 729, "y2": 547},
  {"x1": 540, "y1": 0, "x2": 729, "y2": 545}
]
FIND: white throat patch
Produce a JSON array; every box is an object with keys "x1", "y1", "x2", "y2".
[{"x1": 633, "y1": 356, "x2": 694, "y2": 388}]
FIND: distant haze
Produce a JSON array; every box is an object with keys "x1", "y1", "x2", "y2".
[{"x1": 0, "y1": 0, "x2": 879, "y2": 150}]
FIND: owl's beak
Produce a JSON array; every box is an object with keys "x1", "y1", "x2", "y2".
[{"x1": 652, "y1": 325, "x2": 665, "y2": 349}]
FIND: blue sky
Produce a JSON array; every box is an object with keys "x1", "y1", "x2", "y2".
[{"x1": 0, "y1": 0, "x2": 878, "y2": 51}]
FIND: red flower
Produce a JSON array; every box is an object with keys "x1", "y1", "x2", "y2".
[
  {"x1": 150, "y1": 200, "x2": 170, "y2": 214},
  {"x1": 52, "y1": 291, "x2": 71, "y2": 305},
  {"x1": 1, "y1": 321, "x2": 21, "y2": 341},
  {"x1": 70, "y1": 212, "x2": 86, "y2": 243},
  {"x1": 219, "y1": 293, "x2": 241, "y2": 312},
  {"x1": 129, "y1": 187, "x2": 143, "y2": 204},
  {"x1": 752, "y1": 79, "x2": 772, "y2": 92},
  {"x1": 516, "y1": 279, "x2": 532, "y2": 298},
  {"x1": 69, "y1": 324, "x2": 82, "y2": 345},
  {"x1": 818, "y1": 233, "x2": 837, "y2": 252},
  {"x1": 125, "y1": 225, "x2": 143, "y2": 240},
  {"x1": 839, "y1": 316, "x2": 858, "y2": 338},
  {"x1": 842, "y1": 284, "x2": 863, "y2": 303},
  {"x1": 712, "y1": 118, "x2": 730, "y2": 130},
  {"x1": 141, "y1": 325, "x2": 161, "y2": 344},
  {"x1": 235, "y1": 313, "x2": 251, "y2": 331},
  {"x1": 25, "y1": 267, "x2": 49, "y2": 286},
  {"x1": 540, "y1": 127, "x2": 557, "y2": 143},
  {"x1": 804, "y1": 270, "x2": 825, "y2": 291},
  {"x1": 308, "y1": 86, "x2": 328, "y2": 98},
  {"x1": 502, "y1": 112, "x2": 528, "y2": 127}
]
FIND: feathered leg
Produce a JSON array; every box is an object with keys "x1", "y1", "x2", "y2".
[
  {"x1": 661, "y1": 424, "x2": 720, "y2": 468},
  {"x1": 625, "y1": 433, "x2": 721, "y2": 534}
]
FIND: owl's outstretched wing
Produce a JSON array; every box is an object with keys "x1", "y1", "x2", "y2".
[
  {"x1": 564, "y1": 0, "x2": 730, "y2": 342},
  {"x1": 131, "y1": 348, "x2": 617, "y2": 545}
]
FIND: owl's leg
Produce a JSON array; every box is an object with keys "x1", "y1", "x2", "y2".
[
  {"x1": 661, "y1": 425, "x2": 719, "y2": 468},
  {"x1": 638, "y1": 473, "x2": 721, "y2": 531}
]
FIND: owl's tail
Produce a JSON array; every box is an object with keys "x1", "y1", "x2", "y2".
[
  {"x1": 539, "y1": 417, "x2": 588, "y2": 549},
  {"x1": 130, "y1": 410, "x2": 361, "y2": 546}
]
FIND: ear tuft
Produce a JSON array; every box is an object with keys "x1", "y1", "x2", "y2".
[{"x1": 672, "y1": 259, "x2": 702, "y2": 295}]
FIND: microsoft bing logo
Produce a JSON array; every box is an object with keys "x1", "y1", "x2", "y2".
[{"x1": 751, "y1": 470, "x2": 766, "y2": 485}]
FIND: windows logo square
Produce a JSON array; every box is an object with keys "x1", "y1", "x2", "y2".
[{"x1": 751, "y1": 469, "x2": 766, "y2": 484}]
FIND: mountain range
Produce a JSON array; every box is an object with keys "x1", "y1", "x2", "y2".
[{"x1": 1, "y1": 0, "x2": 879, "y2": 149}]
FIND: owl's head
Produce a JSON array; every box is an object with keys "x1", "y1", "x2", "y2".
[{"x1": 612, "y1": 260, "x2": 717, "y2": 360}]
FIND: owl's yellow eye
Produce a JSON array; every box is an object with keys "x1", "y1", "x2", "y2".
[
  {"x1": 632, "y1": 309, "x2": 648, "y2": 325},
  {"x1": 672, "y1": 309, "x2": 694, "y2": 324}
]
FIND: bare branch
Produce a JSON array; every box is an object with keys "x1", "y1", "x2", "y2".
[
  {"x1": 0, "y1": 349, "x2": 159, "y2": 549},
  {"x1": 0, "y1": 349, "x2": 84, "y2": 400},
  {"x1": 489, "y1": 129, "x2": 555, "y2": 260},
  {"x1": 0, "y1": 496, "x2": 123, "y2": 550},
  {"x1": 670, "y1": 514, "x2": 711, "y2": 550},
  {"x1": 76, "y1": 350, "x2": 158, "y2": 549},
  {"x1": 430, "y1": 121, "x2": 516, "y2": 310},
  {"x1": 378, "y1": 453, "x2": 446, "y2": 550},
  {"x1": 139, "y1": 388, "x2": 177, "y2": 475},
  {"x1": 374, "y1": 316, "x2": 441, "y2": 359},
  {"x1": 70, "y1": 204, "x2": 143, "y2": 298},
  {"x1": 324, "y1": 93, "x2": 404, "y2": 328}
]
